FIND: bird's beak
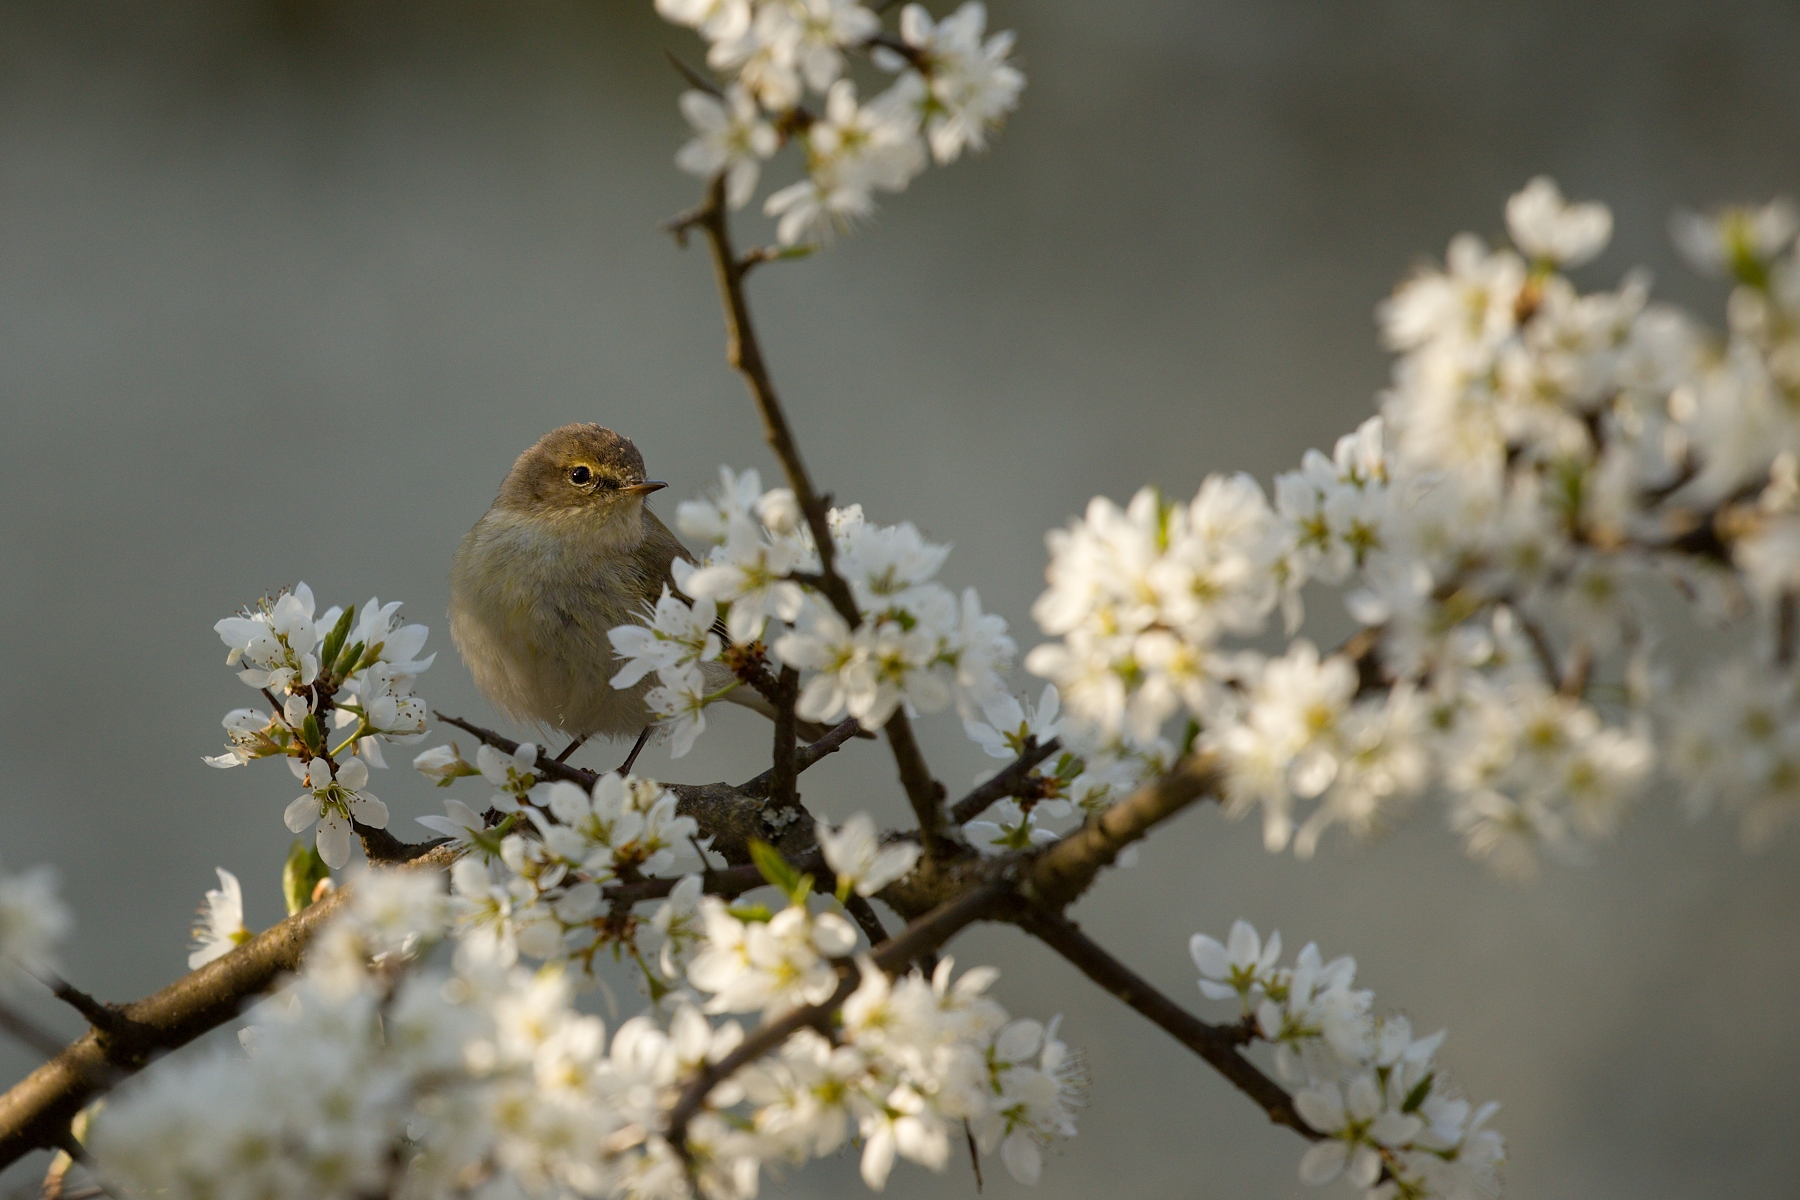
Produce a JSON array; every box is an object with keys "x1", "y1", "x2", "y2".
[{"x1": 623, "y1": 480, "x2": 668, "y2": 496}]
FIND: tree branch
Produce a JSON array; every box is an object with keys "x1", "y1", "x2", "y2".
[
  {"x1": 1028, "y1": 752, "x2": 1222, "y2": 910},
  {"x1": 949, "y1": 737, "x2": 1063, "y2": 825},
  {"x1": 671, "y1": 175, "x2": 948, "y2": 854},
  {"x1": 664, "y1": 879, "x2": 1012, "y2": 1162},
  {"x1": 1013, "y1": 906, "x2": 1317, "y2": 1139},
  {"x1": 739, "y1": 716, "x2": 862, "y2": 798},
  {"x1": 0, "y1": 848, "x2": 456, "y2": 1169},
  {"x1": 767, "y1": 666, "x2": 801, "y2": 810}
]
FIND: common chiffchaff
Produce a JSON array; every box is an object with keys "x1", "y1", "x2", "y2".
[{"x1": 450, "y1": 423, "x2": 789, "y2": 764}]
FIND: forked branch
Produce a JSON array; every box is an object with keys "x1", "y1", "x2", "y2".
[{"x1": 670, "y1": 175, "x2": 949, "y2": 853}]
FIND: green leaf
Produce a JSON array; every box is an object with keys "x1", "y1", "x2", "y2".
[
  {"x1": 726, "y1": 903, "x2": 775, "y2": 923},
  {"x1": 1401, "y1": 1072, "x2": 1435, "y2": 1114},
  {"x1": 1180, "y1": 718, "x2": 1202, "y2": 758},
  {"x1": 317, "y1": 605, "x2": 356, "y2": 680},
  {"x1": 282, "y1": 839, "x2": 330, "y2": 916},
  {"x1": 299, "y1": 714, "x2": 323, "y2": 754},
  {"x1": 333, "y1": 639, "x2": 366, "y2": 678},
  {"x1": 748, "y1": 839, "x2": 810, "y2": 906}
]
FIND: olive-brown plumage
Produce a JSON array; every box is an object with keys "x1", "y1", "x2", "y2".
[{"x1": 450, "y1": 424, "x2": 770, "y2": 752}]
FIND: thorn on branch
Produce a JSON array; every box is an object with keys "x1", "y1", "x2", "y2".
[
  {"x1": 663, "y1": 49, "x2": 723, "y2": 98},
  {"x1": 45, "y1": 980, "x2": 142, "y2": 1046}
]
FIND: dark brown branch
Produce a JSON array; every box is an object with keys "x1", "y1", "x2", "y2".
[
  {"x1": 949, "y1": 737, "x2": 1064, "y2": 825},
  {"x1": 740, "y1": 717, "x2": 862, "y2": 798},
  {"x1": 1014, "y1": 906, "x2": 1317, "y2": 1139},
  {"x1": 354, "y1": 822, "x2": 451, "y2": 865},
  {"x1": 1029, "y1": 753, "x2": 1222, "y2": 910},
  {"x1": 843, "y1": 894, "x2": 890, "y2": 948},
  {"x1": 435, "y1": 712, "x2": 856, "y2": 812},
  {"x1": 665, "y1": 880, "x2": 1012, "y2": 1160},
  {"x1": 434, "y1": 714, "x2": 598, "y2": 788},
  {"x1": 671, "y1": 175, "x2": 948, "y2": 854},
  {"x1": 0, "y1": 848, "x2": 456, "y2": 1169},
  {"x1": 768, "y1": 666, "x2": 801, "y2": 809},
  {"x1": 601, "y1": 862, "x2": 765, "y2": 906}
]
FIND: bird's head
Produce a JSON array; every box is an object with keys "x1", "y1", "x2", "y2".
[{"x1": 494, "y1": 424, "x2": 667, "y2": 527}]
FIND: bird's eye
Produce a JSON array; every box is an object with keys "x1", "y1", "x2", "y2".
[{"x1": 568, "y1": 465, "x2": 593, "y2": 486}]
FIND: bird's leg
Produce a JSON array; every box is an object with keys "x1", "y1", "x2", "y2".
[
  {"x1": 617, "y1": 727, "x2": 653, "y2": 775},
  {"x1": 554, "y1": 734, "x2": 590, "y2": 764}
]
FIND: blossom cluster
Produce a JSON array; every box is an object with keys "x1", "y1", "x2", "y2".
[
  {"x1": 429, "y1": 770, "x2": 704, "y2": 993},
  {"x1": 605, "y1": 467, "x2": 1015, "y2": 755},
  {"x1": 659, "y1": 0, "x2": 1023, "y2": 245},
  {"x1": 209, "y1": 585, "x2": 437, "y2": 868},
  {"x1": 1192, "y1": 921, "x2": 1503, "y2": 1200},
  {"x1": 93, "y1": 855, "x2": 1080, "y2": 1198},
  {"x1": 1027, "y1": 179, "x2": 1800, "y2": 869}
]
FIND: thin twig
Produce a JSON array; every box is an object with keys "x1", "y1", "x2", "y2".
[
  {"x1": 1515, "y1": 611, "x2": 1564, "y2": 693},
  {"x1": 740, "y1": 717, "x2": 863, "y2": 798},
  {"x1": 664, "y1": 881, "x2": 1011, "y2": 1161},
  {"x1": 843, "y1": 894, "x2": 890, "y2": 948},
  {"x1": 662, "y1": 49, "x2": 723, "y2": 98},
  {"x1": 434, "y1": 714, "x2": 598, "y2": 787},
  {"x1": 949, "y1": 737, "x2": 1063, "y2": 825},
  {"x1": 1014, "y1": 906, "x2": 1318, "y2": 1139},
  {"x1": 671, "y1": 175, "x2": 949, "y2": 852},
  {"x1": 964, "y1": 1119, "x2": 983, "y2": 1192}
]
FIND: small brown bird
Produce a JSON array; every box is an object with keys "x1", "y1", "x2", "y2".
[{"x1": 449, "y1": 423, "x2": 802, "y2": 770}]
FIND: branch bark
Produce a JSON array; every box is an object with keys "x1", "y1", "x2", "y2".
[
  {"x1": 0, "y1": 847, "x2": 455, "y2": 1169},
  {"x1": 949, "y1": 736, "x2": 1063, "y2": 825},
  {"x1": 767, "y1": 666, "x2": 801, "y2": 810},
  {"x1": 1028, "y1": 752, "x2": 1222, "y2": 910},
  {"x1": 671, "y1": 175, "x2": 948, "y2": 854},
  {"x1": 1013, "y1": 906, "x2": 1317, "y2": 1138}
]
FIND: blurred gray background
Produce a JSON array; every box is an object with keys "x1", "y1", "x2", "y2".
[{"x1": 3, "y1": 1, "x2": 1798, "y2": 1196}]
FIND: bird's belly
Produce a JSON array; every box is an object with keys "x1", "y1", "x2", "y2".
[{"x1": 449, "y1": 577, "x2": 652, "y2": 742}]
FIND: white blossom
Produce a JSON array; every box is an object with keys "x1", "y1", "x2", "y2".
[
  {"x1": 188, "y1": 868, "x2": 251, "y2": 969},
  {"x1": 675, "y1": 85, "x2": 778, "y2": 209},
  {"x1": 1504, "y1": 176, "x2": 1612, "y2": 268},
  {"x1": 818, "y1": 813, "x2": 921, "y2": 896}
]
